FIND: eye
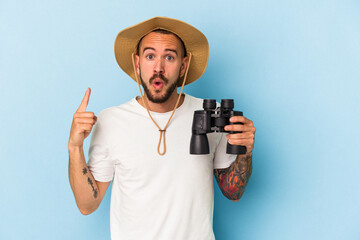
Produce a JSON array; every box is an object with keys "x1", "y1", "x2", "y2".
[
  {"x1": 146, "y1": 54, "x2": 154, "y2": 60},
  {"x1": 166, "y1": 55, "x2": 174, "y2": 61}
]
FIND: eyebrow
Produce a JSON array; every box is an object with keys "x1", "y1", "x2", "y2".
[
  {"x1": 142, "y1": 47, "x2": 178, "y2": 56},
  {"x1": 143, "y1": 47, "x2": 155, "y2": 53},
  {"x1": 165, "y1": 48, "x2": 178, "y2": 55}
]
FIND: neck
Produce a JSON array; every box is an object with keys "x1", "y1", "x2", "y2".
[{"x1": 137, "y1": 90, "x2": 185, "y2": 113}]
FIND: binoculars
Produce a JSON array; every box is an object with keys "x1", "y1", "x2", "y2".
[{"x1": 190, "y1": 99, "x2": 246, "y2": 155}]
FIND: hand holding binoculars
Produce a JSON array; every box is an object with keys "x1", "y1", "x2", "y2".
[{"x1": 190, "y1": 99, "x2": 246, "y2": 155}]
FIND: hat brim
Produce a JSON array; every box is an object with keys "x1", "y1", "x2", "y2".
[{"x1": 114, "y1": 17, "x2": 209, "y2": 87}]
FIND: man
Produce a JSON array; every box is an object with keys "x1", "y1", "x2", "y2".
[{"x1": 68, "y1": 17, "x2": 256, "y2": 240}]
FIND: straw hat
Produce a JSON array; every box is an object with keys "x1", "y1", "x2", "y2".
[{"x1": 114, "y1": 16, "x2": 209, "y2": 86}]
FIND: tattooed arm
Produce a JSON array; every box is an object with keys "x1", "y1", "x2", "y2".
[
  {"x1": 214, "y1": 153, "x2": 252, "y2": 201},
  {"x1": 68, "y1": 88, "x2": 110, "y2": 215},
  {"x1": 214, "y1": 115, "x2": 255, "y2": 201},
  {"x1": 68, "y1": 146, "x2": 110, "y2": 215}
]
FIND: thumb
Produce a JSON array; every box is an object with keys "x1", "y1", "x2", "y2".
[{"x1": 77, "y1": 88, "x2": 91, "y2": 112}]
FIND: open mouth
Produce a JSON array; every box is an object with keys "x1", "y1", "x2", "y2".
[{"x1": 152, "y1": 79, "x2": 164, "y2": 89}]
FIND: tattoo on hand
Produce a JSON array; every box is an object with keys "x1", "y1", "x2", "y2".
[
  {"x1": 214, "y1": 154, "x2": 252, "y2": 201},
  {"x1": 82, "y1": 167, "x2": 87, "y2": 175}
]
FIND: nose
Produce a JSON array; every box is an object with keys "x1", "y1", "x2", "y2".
[{"x1": 153, "y1": 58, "x2": 164, "y2": 74}]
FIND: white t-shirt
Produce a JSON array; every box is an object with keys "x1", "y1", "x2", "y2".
[{"x1": 88, "y1": 93, "x2": 237, "y2": 240}]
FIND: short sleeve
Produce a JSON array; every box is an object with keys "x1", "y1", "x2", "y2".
[
  {"x1": 213, "y1": 133, "x2": 237, "y2": 169},
  {"x1": 87, "y1": 115, "x2": 115, "y2": 182}
]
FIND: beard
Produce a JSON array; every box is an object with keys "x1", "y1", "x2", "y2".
[{"x1": 140, "y1": 72, "x2": 180, "y2": 104}]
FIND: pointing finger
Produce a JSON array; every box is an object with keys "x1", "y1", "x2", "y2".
[{"x1": 77, "y1": 88, "x2": 91, "y2": 112}]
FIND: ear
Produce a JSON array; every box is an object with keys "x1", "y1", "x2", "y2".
[
  {"x1": 135, "y1": 54, "x2": 140, "y2": 75},
  {"x1": 179, "y1": 56, "x2": 189, "y2": 78}
]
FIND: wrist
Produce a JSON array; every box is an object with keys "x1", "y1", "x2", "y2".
[
  {"x1": 237, "y1": 152, "x2": 252, "y2": 159},
  {"x1": 68, "y1": 143, "x2": 83, "y2": 152}
]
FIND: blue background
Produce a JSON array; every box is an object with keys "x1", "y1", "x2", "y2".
[{"x1": 1, "y1": 0, "x2": 359, "y2": 239}]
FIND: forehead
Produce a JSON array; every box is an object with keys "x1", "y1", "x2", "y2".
[{"x1": 138, "y1": 32, "x2": 184, "y2": 54}]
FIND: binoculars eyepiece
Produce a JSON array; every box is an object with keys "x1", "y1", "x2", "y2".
[{"x1": 190, "y1": 99, "x2": 246, "y2": 155}]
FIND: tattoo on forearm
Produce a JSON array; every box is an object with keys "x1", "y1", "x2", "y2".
[
  {"x1": 214, "y1": 154, "x2": 252, "y2": 201},
  {"x1": 82, "y1": 167, "x2": 98, "y2": 199}
]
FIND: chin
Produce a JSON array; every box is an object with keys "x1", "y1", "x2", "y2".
[
  {"x1": 148, "y1": 95, "x2": 169, "y2": 104},
  {"x1": 143, "y1": 80, "x2": 178, "y2": 104}
]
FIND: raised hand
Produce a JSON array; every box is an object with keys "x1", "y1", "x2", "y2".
[{"x1": 68, "y1": 88, "x2": 97, "y2": 148}]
